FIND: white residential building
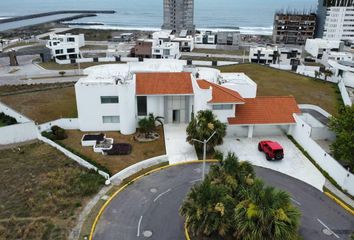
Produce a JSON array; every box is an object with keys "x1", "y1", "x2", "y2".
[
  {"x1": 323, "y1": 6, "x2": 354, "y2": 42},
  {"x1": 46, "y1": 33, "x2": 85, "y2": 61},
  {"x1": 328, "y1": 59, "x2": 354, "y2": 87},
  {"x1": 152, "y1": 41, "x2": 181, "y2": 59},
  {"x1": 322, "y1": 51, "x2": 353, "y2": 63},
  {"x1": 249, "y1": 46, "x2": 278, "y2": 64},
  {"x1": 304, "y1": 38, "x2": 344, "y2": 59},
  {"x1": 75, "y1": 60, "x2": 301, "y2": 138}
]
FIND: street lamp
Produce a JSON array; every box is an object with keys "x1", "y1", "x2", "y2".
[{"x1": 192, "y1": 131, "x2": 217, "y2": 180}]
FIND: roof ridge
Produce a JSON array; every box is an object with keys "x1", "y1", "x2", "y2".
[{"x1": 207, "y1": 80, "x2": 245, "y2": 101}]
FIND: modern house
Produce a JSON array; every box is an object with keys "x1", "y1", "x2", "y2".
[
  {"x1": 273, "y1": 11, "x2": 316, "y2": 45},
  {"x1": 75, "y1": 60, "x2": 301, "y2": 138},
  {"x1": 249, "y1": 46, "x2": 278, "y2": 64},
  {"x1": 162, "y1": 0, "x2": 195, "y2": 34},
  {"x1": 152, "y1": 41, "x2": 181, "y2": 59},
  {"x1": 328, "y1": 59, "x2": 354, "y2": 87},
  {"x1": 132, "y1": 39, "x2": 154, "y2": 59},
  {"x1": 46, "y1": 33, "x2": 85, "y2": 61},
  {"x1": 216, "y1": 32, "x2": 241, "y2": 46}
]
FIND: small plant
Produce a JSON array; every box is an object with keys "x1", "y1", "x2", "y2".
[
  {"x1": 0, "y1": 112, "x2": 17, "y2": 126},
  {"x1": 51, "y1": 126, "x2": 68, "y2": 140},
  {"x1": 59, "y1": 71, "x2": 66, "y2": 77}
]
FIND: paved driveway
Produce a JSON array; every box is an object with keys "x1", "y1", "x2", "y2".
[
  {"x1": 216, "y1": 136, "x2": 326, "y2": 191},
  {"x1": 164, "y1": 124, "x2": 198, "y2": 164}
]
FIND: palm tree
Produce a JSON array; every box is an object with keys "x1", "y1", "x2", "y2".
[
  {"x1": 323, "y1": 69, "x2": 333, "y2": 81},
  {"x1": 234, "y1": 180, "x2": 301, "y2": 240},
  {"x1": 186, "y1": 110, "x2": 227, "y2": 153},
  {"x1": 138, "y1": 113, "x2": 164, "y2": 137},
  {"x1": 314, "y1": 70, "x2": 323, "y2": 79}
]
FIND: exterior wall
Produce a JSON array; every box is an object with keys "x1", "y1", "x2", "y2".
[
  {"x1": 118, "y1": 80, "x2": 137, "y2": 135},
  {"x1": 152, "y1": 42, "x2": 181, "y2": 59},
  {"x1": 75, "y1": 83, "x2": 121, "y2": 132},
  {"x1": 253, "y1": 125, "x2": 287, "y2": 137},
  {"x1": 290, "y1": 114, "x2": 354, "y2": 195},
  {"x1": 134, "y1": 40, "x2": 153, "y2": 58},
  {"x1": 216, "y1": 32, "x2": 241, "y2": 46},
  {"x1": 249, "y1": 46, "x2": 277, "y2": 64},
  {"x1": 191, "y1": 77, "x2": 212, "y2": 113},
  {"x1": 0, "y1": 122, "x2": 38, "y2": 145},
  {"x1": 46, "y1": 34, "x2": 84, "y2": 61},
  {"x1": 147, "y1": 96, "x2": 165, "y2": 118},
  {"x1": 324, "y1": 6, "x2": 354, "y2": 42},
  {"x1": 0, "y1": 102, "x2": 31, "y2": 123},
  {"x1": 213, "y1": 105, "x2": 235, "y2": 123},
  {"x1": 328, "y1": 59, "x2": 354, "y2": 87},
  {"x1": 38, "y1": 118, "x2": 79, "y2": 132},
  {"x1": 338, "y1": 80, "x2": 353, "y2": 106}
]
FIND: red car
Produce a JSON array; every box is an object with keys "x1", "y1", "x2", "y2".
[{"x1": 258, "y1": 140, "x2": 284, "y2": 161}]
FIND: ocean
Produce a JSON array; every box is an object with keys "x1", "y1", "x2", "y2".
[{"x1": 0, "y1": 0, "x2": 317, "y2": 35}]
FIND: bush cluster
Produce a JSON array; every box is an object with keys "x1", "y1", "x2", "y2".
[
  {"x1": 0, "y1": 112, "x2": 17, "y2": 126},
  {"x1": 42, "y1": 125, "x2": 67, "y2": 141}
]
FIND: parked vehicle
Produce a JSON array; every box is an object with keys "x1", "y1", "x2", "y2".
[{"x1": 258, "y1": 140, "x2": 284, "y2": 160}]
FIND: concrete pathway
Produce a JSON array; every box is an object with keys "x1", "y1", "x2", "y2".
[
  {"x1": 216, "y1": 136, "x2": 326, "y2": 191},
  {"x1": 301, "y1": 109, "x2": 329, "y2": 126},
  {"x1": 163, "y1": 124, "x2": 198, "y2": 164}
]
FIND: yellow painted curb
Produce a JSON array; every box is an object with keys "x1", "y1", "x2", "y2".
[
  {"x1": 184, "y1": 222, "x2": 191, "y2": 240},
  {"x1": 324, "y1": 191, "x2": 354, "y2": 215},
  {"x1": 89, "y1": 160, "x2": 218, "y2": 240}
]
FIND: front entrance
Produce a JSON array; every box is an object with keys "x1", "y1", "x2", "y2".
[{"x1": 172, "y1": 110, "x2": 180, "y2": 123}]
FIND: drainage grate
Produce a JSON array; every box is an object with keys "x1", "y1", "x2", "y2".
[
  {"x1": 150, "y1": 188, "x2": 157, "y2": 193},
  {"x1": 322, "y1": 228, "x2": 333, "y2": 236},
  {"x1": 143, "y1": 230, "x2": 153, "y2": 238}
]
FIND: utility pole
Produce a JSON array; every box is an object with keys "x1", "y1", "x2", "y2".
[{"x1": 192, "y1": 131, "x2": 216, "y2": 180}]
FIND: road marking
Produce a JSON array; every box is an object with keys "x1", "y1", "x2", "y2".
[
  {"x1": 290, "y1": 197, "x2": 301, "y2": 206},
  {"x1": 190, "y1": 178, "x2": 202, "y2": 183},
  {"x1": 317, "y1": 218, "x2": 340, "y2": 239},
  {"x1": 137, "y1": 215, "x2": 143, "y2": 237},
  {"x1": 153, "y1": 188, "x2": 171, "y2": 202}
]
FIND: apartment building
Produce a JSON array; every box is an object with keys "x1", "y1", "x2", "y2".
[
  {"x1": 316, "y1": 0, "x2": 354, "y2": 38},
  {"x1": 305, "y1": 38, "x2": 344, "y2": 59},
  {"x1": 323, "y1": 6, "x2": 354, "y2": 42},
  {"x1": 162, "y1": 0, "x2": 195, "y2": 34},
  {"x1": 273, "y1": 12, "x2": 316, "y2": 45},
  {"x1": 46, "y1": 33, "x2": 85, "y2": 61},
  {"x1": 217, "y1": 32, "x2": 241, "y2": 46}
]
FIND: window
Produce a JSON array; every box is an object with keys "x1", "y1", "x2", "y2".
[
  {"x1": 67, "y1": 37, "x2": 75, "y2": 42},
  {"x1": 101, "y1": 96, "x2": 119, "y2": 104},
  {"x1": 102, "y1": 116, "x2": 120, "y2": 123},
  {"x1": 212, "y1": 104, "x2": 233, "y2": 110},
  {"x1": 55, "y1": 49, "x2": 63, "y2": 54},
  {"x1": 137, "y1": 96, "x2": 147, "y2": 116},
  {"x1": 67, "y1": 48, "x2": 75, "y2": 53}
]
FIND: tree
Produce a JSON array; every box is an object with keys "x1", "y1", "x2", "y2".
[
  {"x1": 323, "y1": 69, "x2": 333, "y2": 81},
  {"x1": 234, "y1": 180, "x2": 301, "y2": 240},
  {"x1": 138, "y1": 113, "x2": 164, "y2": 138},
  {"x1": 186, "y1": 110, "x2": 226, "y2": 152},
  {"x1": 329, "y1": 105, "x2": 354, "y2": 170},
  {"x1": 314, "y1": 70, "x2": 322, "y2": 79}
]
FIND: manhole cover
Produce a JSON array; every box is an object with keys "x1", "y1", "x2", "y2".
[
  {"x1": 322, "y1": 228, "x2": 332, "y2": 236},
  {"x1": 143, "y1": 230, "x2": 153, "y2": 238},
  {"x1": 150, "y1": 188, "x2": 157, "y2": 193}
]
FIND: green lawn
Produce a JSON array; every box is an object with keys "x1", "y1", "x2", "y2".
[
  {"x1": 80, "y1": 44, "x2": 108, "y2": 50},
  {"x1": 0, "y1": 142, "x2": 105, "y2": 240},
  {"x1": 217, "y1": 64, "x2": 340, "y2": 115}
]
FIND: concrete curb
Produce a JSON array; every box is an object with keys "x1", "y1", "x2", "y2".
[
  {"x1": 89, "y1": 160, "x2": 218, "y2": 240},
  {"x1": 324, "y1": 191, "x2": 354, "y2": 215}
]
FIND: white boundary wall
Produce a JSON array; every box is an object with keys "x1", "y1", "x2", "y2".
[
  {"x1": 270, "y1": 64, "x2": 292, "y2": 71},
  {"x1": 338, "y1": 80, "x2": 352, "y2": 106},
  {"x1": 0, "y1": 102, "x2": 31, "y2": 123},
  {"x1": 38, "y1": 118, "x2": 79, "y2": 132},
  {"x1": 38, "y1": 135, "x2": 110, "y2": 179},
  {"x1": 0, "y1": 122, "x2": 38, "y2": 145},
  {"x1": 290, "y1": 114, "x2": 354, "y2": 195},
  {"x1": 298, "y1": 104, "x2": 332, "y2": 118},
  {"x1": 110, "y1": 155, "x2": 169, "y2": 184}
]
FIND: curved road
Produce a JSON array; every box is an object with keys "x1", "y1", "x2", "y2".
[{"x1": 93, "y1": 163, "x2": 354, "y2": 240}]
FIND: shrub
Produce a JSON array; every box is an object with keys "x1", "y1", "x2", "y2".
[
  {"x1": 59, "y1": 71, "x2": 66, "y2": 77},
  {"x1": 51, "y1": 126, "x2": 68, "y2": 140},
  {"x1": 0, "y1": 112, "x2": 17, "y2": 126}
]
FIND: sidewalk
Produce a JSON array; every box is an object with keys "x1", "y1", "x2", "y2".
[{"x1": 325, "y1": 180, "x2": 354, "y2": 209}]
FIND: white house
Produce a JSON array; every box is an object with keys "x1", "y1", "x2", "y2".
[
  {"x1": 46, "y1": 33, "x2": 85, "y2": 61},
  {"x1": 75, "y1": 60, "x2": 301, "y2": 138},
  {"x1": 249, "y1": 46, "x2": 278, "y2": 64},
  {"x1": 304, "y1": 39, "x2": 343, "y2": 59},
  {"x1": 328, "y1": 59, "x2": 354, "y2": 87},
  {"x1": 323, "y1": 6, "x2": 354, "y2": 42},
  {"x1": 152, "y1": 41, "x2": 181, "y2": 59},
  {"x1": 321, "y1": 51, "x2": 353, "y2": 64}
]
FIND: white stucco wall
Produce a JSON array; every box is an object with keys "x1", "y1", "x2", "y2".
[
  {"x1": 0, "y1": 122, "x2": 38, "y2": 145},
  {"x1": 0, "y1": 102, "x2": 31, "y2": 123},
  {"x1": 147, "y1": 96, "x2": 165, "y2": 118},
  {"x1": 38, "y1": 118, "x2": 79, "y2": 132},
  {"x1": 213, "y1": 105, "x2": 235, "y2": 123},
  {"x1": 290, "y1": 114, "x2": 354, "y2": 195}
]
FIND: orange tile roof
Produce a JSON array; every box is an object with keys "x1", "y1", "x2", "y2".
[
  {"x1": 197, "y1": 80, "x2": 245, "y2": 103},
  {"x1": 228, "y1": 96, "x2": 301, "y2": 125},
  {"x1": 136, "y1": 72, "x2": 193, "y2": 95}
]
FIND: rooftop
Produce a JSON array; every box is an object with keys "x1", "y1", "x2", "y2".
[
  {"x1": 197, "y1": 80, "x2": 245, "y2": 104},
  {"x1": 228, "y1": 96, "x2": 301, "y2": 125},
  {"x1": 136, "y1": 72, "x2": 193, "y2": 95}
]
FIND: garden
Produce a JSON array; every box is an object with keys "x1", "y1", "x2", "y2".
[
  {"x1": 0, "y1": 112, "x2": 17, "y2": 127},
  {"x1": 0, "y1": 142, "x2": 105, "y2": 240}
]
